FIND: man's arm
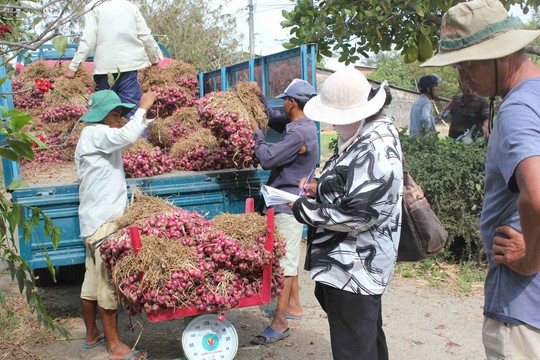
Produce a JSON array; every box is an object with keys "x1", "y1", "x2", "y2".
[
  {"x1": 438, "y1": 93, "x2": 458, "y2": 120},
  {"x1": 65, "y1": 9, "x2": 98, "y2": 76},
  {"x1": 493, "y1": 156, "x2": 540, "y2": 275},
  {"x1": 420, "y1": 102, "x2": 434, "y2": 131},
  {"x1": 481, "y1": 118, "x2": 490, "y2": 138},
  {"x1": 134, "y1": 7, "x2": 163, "y2": 64},
  {"x1": 515, "y1": 156, "x2": 540, "y2": 274}
]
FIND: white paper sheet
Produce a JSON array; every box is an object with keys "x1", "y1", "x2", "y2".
[{"x1": 261, "y1": 185, "x2": 299, "y2": 206}]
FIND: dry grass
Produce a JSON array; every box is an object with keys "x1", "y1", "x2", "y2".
[
  {"x1": 395, "y1": 259, "x2": 485, "y2": 295},
  {"x1": 234, "y1": 82, "x2": 268, "y2": 130},
  {"x1": 211, "y1": 212, "x2": 267, "y2": 246},
  {"x1": 168, "y1": 128, "x2": 218, "y2": 159},
  {"x1": 0, "y1": 291, "x2": 58, "y2": 360},
  {"x1": 128, "y1": 138, "x2": 156, "y2": 153},
  {"x1": 112, "y1": 235, "x2": 198, "y2": 298},
  {"x1": 116, "y1": 190, "x2": 177, "y2": 229},
  {"x1": 138, "y1": 60, "x2": 197, "y2": 91}
]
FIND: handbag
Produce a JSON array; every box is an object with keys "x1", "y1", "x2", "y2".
[{"x1": 398, "y1": 158, "x2": 448, "y2": 262}]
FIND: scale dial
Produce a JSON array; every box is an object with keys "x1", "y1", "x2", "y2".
[{"x1": 181, "y1": 314, "x2": 238, "y2": 360}]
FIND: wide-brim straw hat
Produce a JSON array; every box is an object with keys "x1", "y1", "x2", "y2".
[
  {"x1": 422, "y1": 0, "x2": 540, "y2": 67},
  {"x1": 81, "y1": 90, "x2": 135, "y2": 123},
  {"x1": 304, "y1": 68, "x2": 387, "y2": 125}
]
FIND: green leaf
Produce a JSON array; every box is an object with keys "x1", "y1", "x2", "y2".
[
  {"x1": 16, "y1": 269, "x2": 25, "y2": 293},
  {"x1": 7, "y1": 260, "x2": 16, "y2": 280},
  {"x1": 0, "y1": 148, "x2": 20, "y2": 162},
  {"x1": 52, "y1": 35, "x2": 69, "y2": 55},
  {"x1": 25, "y1": 281, "x2": 33, "y2": 305},
  {"x1": 282, "y1": 42, "x2": 296, "y2": 50},
  {"x1": 7, "y1": 203, "x2": 23, "y2": 232},
  {"x1": 415, "y1": 4, "x2": 425, "y2": 17},
  {"x1": 107, "y1": 73, "x2": 115, "y2": 88},
  {"x1": 420, "y1": 25, "x2": 432, "y2": 37},
  {"x1": 281, "y1": 9, "x2": 292, "y2": 20},
  {"x1": 22, "y1": 222, "x2": 32, "y2": 242},
  {"x1": 280, "y1": 20, "x2": 294, "y2": 28},
  {"x1": 7, "y1": 111, "x2": 32, "y2": 131},
  {"x1": 0, "y1": 75, "x2": 7, "y2": 87},
  {"x1": 418, "y1": 34, "x2": 433, "y2": 61},
  {"x1": 43, "y1": 217, "x2": 52, "y2": 237},
  {"x1": 23, "y1": 133, "x2": 48, "y2": 150},
  {"x1": 32, "y1": 208, "x2": 40, "y2": 227},
  {"x1": 51, "y1": 226, "x2": 61, "y2": 249},
  {"x1": 6, "y1": 179, "x2": 27, "y2": 191},
  {"x1": 7, "y1": 139, "x2": 35, "y2": 161},
  {"x1": 403, "y1": 45, "x2": 418, "y2": 64}
]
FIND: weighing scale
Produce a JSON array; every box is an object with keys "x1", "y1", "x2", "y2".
[{"x1": 181, "y1": 314, "x2": 239, "y2": 360}]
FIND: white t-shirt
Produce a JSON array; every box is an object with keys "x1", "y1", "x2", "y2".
[
  {"x1": 69, "y1": 0, "x2": 163, "y2": 75},
  {"x1": 75, "y1": 108, "x2": 149, "y2": 238}
]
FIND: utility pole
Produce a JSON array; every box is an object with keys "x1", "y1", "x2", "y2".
[{"x1": 248, "y1": 0, "x2": 254, "y2": 59}]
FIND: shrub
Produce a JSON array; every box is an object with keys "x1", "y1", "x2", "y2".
[{"x1": 399, "y1": 130, "x2": 487, "y2": 262}]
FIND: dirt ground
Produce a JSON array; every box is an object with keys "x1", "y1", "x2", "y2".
[{"x1": 1, "y1": 243, "x2": 486, "y2": 360}]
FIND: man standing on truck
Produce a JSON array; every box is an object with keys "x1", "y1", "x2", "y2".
[
  {"x1": 64, "y1": 0, "x2": 162, "y2": 117},
  {"x1": 248, "y1": 80, "x2": 319, "y2": 345},
  {"x1": 76, "y1": 89, "x2": 156, "y2": 360}
]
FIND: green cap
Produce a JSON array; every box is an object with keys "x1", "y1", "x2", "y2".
[{"x1": 81, "y1": 90, "x2": 136, "y2": 123}]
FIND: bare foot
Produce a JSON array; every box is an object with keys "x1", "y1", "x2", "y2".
[{"x1": 108, "y1": 343, "x2": 146, "y2": 360}]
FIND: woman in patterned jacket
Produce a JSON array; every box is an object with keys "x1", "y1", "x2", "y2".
[{"x1": 291, "y1": 69, "x2": 403, "y2": 360}]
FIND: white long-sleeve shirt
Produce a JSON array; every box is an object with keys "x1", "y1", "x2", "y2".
[
  {"x1": 76, "y1": 108, "x2": 150, "y2": 238},
  {"x1": 69, "y1": 0, "x2": 163, "y2": 75}
]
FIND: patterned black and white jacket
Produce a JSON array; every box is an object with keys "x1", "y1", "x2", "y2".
[{"x1": 292, "y1": 118, "x2": 403, "y2": 295}]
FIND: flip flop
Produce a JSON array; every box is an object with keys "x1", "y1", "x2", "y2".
[
  {"x1": 251, "y1": 326, "x2": 291, "y2": 345},
  {"x1": 261, "y1": 308, "x2": 302, "y2": 320},
  {"x1": 107, "y1": 348, "x2": 147, "y2": 360},
  {"x1": 82, "y1": 334, "x2": 106, "y2": 349}
]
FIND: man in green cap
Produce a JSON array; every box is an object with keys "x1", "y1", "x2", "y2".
[
  {"x1": 422, "y1": 0, "x2": 540, "y2": 358},
  {"x1": 76, "y1": 89, "x2": 156, "y2": 360}
]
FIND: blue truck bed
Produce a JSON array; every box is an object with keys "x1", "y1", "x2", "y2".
[{"x1": 2, "y1": 44, "x2": 318, "y2": 269}]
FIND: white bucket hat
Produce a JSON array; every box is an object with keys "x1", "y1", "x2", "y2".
[
  {"x1": 304, "y1": 68, "x2": 387, "y2": 125},
  {"x1": 422, "y1": 0, "x2": 540, "y2": 67}
]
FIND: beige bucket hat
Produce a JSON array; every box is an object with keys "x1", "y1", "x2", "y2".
[
  {"x1": 304, "y1": 68, "x2": 387, "y2": 125},
  {"x1": 422, "y1": 0, "x2": 540, "y2": 67}
]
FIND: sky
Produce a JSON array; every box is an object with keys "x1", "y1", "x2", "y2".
[
  {"x1": 220, "y1": 0, "x2": 349, "y2": 70},
  {"x1": 220, "y1": 1, "x2": 535, "y2": 70}
]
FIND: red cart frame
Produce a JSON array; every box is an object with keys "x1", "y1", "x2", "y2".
[{"x1": 129, "y1": 198, "x2": 274, "y2": 322}]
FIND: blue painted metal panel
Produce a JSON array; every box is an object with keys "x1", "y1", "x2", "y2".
[{"x1": 13, "y1": 169, "x2": 269, "y2": 269}]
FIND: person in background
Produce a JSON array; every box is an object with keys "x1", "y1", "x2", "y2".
[
  {"x1": 422, "y1": 0, "x2": 540, "y2": 358},
  {"x1": 249, "y1": 79, "x2": 319, "y2": 345},
  {"x1": 440, "y1": 82, "x2": 490, "y2": 139},
  {"x1": 76, "y1": 90, "x2": 156, "y2": 360},
  {"x1": 65, "y1": 0, "x2": 162, "y2": 117},
  {"x1": 409, "y1": 74, "x2": 442, "y2": 137},
  {"x1": 292, "y1": 69, "x2": 402, "y2": 360}
]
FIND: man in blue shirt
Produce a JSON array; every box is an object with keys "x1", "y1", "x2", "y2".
[
  {"x1": 248, "y1": 80, "x2": 319, "y2": 345},
  {"x1": 422, "y1": 0, "x2": 540, "y2": 358},
  {"x1": 409, "y1": 74, "x2": 441, "y2": 138}
]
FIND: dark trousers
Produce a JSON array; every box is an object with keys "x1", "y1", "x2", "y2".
[
  {"x1": 94, "y1": 70, "x2": 142, "y2": 118},
  {"x1": 315, "y1": 282, "x2": 389, "y2": 360}
]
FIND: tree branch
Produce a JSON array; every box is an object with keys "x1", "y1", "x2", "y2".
[{"x1": 525, "y1": 45, "x2": 540, "y2": 56}]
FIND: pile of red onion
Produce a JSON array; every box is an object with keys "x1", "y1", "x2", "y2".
[{"x1": 101, "y1": 208, "x2": 285, "y2": 319}]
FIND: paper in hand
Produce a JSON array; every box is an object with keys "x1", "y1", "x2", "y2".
[{"x1": 261, "y1": 185, "x2": 299, "y2": 206}]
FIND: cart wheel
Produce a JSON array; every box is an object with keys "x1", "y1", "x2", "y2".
[{"x1": 181, "y1": 314, "x2": 238, "y2": 360}]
